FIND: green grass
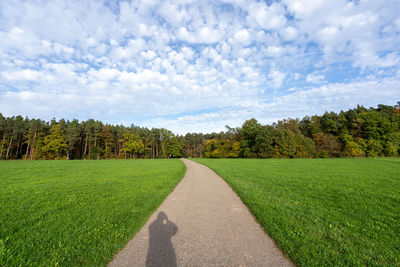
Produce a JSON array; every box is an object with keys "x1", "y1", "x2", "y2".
[
  {"x1": 192, "y1": 158, "x2": 400, "y2": 266},
  {"x1": 0, "y1": 159, "x2": 186, "y2": 266}
]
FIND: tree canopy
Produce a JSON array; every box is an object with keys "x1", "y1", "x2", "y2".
[{"x1": 1, "y1": 102, "x2": 399, "y2": 160}]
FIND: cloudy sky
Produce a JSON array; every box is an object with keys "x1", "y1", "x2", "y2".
[{"x1": 0, "y1": 0, "x2": 399, "y2": 134}]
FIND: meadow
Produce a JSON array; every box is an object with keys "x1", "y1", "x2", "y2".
[
  {"x1": 193, "y1": 158, "x2": 400, "y2": 266},
  {"x1": 0, "y1": 159, "x2": 186, "y2": 266}
]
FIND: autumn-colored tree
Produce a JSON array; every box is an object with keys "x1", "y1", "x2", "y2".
[
  {"x1": 383, "y1": 141, "x2": 398, "y2": 156},
  {"x1": 204, "y1": 139, "x2": 218, "y2": 158},
  {"x1": 344, "y1": 141, "x2": 364, "y2": 157},
  {"x1": 313, "y1": 132, "x2": 342, "y2": 157},
  {"x1": 120, "y1": 131, "x2": 144, "y2": 159},
  {"x1": 394, "y1": 102, "x2": 400, "y2": 114},
  {"x1": 278, "y1": 118, "x2": 301, "y2": 134},
  {"x1": 294, "y1": 134, "x2": 315, "y2": 158},
  {"x1": 273, "y1": 130, "x2": 296, "y2": 158},
  {"x1": 1, "y1": 102, "x2": 399, "y2": 160},
  {"x1": 204, "y1": 139, "x2": 239, "y2": 158},
  {"x1": 227, "y1": 141, "x2": 241, "y2": 158},
  {"x1": 40, "y1": 124, "x2": 68, "y2": 159}
]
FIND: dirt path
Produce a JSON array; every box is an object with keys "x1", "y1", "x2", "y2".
[{"x1": 109, "y1": 159, "x2": 292, "y2": 266}]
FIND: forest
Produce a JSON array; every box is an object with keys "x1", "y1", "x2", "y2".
[{"x1": 1, "y1": 102, "x2": 399, "y2": 160}]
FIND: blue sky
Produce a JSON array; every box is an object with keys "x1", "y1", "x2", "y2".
[{"x1": 0, "y1": 0, "x2": 399, "y2": 134}]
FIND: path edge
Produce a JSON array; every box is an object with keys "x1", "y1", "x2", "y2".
[
  {"x1": 187, "y1": 158, "x2": 295, "y2": 266},
  {"x1": 108, "y1": 159, "x2": 188, "y2": 265}
]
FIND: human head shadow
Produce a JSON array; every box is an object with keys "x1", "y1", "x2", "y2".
[{"x1": 146, "y1": 211, "x2": 178, "y2": 267}]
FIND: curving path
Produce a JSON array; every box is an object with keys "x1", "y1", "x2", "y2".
[{"x1": 109, "y1": 159, "x2": 292, "y2": 266}]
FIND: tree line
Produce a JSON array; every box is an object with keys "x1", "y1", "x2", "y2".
[{"x1": 1, "y1": 102, "x2": 399, "y2": 160}]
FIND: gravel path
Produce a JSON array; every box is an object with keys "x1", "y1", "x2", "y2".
[{"x1": 109, "y1": 159, "x2": 293, "y2": 266}]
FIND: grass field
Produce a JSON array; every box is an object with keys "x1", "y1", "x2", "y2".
[
  {"x1": 0, "y1": 159, "x2": 186, "y2": 266},
  {"x1": 193, "y1": 158, "x2": 400, "y2": 266}
]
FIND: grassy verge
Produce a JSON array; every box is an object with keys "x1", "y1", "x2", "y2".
[
  {"x1": 192, "y1": 158, "x2": 400, "y2": 266},
  {"x1": 0, "y1": 159, "x2": 186, "y2": 266}
]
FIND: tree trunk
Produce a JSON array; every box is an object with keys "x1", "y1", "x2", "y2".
[
  {"x1": 30, "y1": 131, "x2": 36, "y2": 160},
  {"x1": 156, "y1": 142, "x2": 159, "y2": 158},
  {"x1": 93, "y1": 137, "x2": 96, "y2": 158},
  {"x1": 25, "y1": 137, "x2": 30, "y2": 160},
  {"x1": 16, "y1": 133, "x2": 21, "y2": 158},
  {"x1": 84, "y1": 135, "x2": 88, "y2": 157},
  {"x1": 6, "y1": 134, "x2": 13, "y2": 159},
  {"x1": 80, "y1": 134, "x2": 84, "y2": 159},
  {"x1": 143, "y1": 140, "x2": 146, "y2": 158},
  {"x1": 0, "y1": 132, "x2": 5, "y2": 159}
]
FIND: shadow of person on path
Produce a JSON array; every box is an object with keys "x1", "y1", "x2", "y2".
[{"x1": 146, "y1": 211, "x2": 178, "y2": 267}]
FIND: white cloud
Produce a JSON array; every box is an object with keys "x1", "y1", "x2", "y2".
[
  {"x1": 247, "y1": 2, "x2": 286, "y2": 30},
  {"x1": 283, "y1": 0, "x2": 325, "y2": 18},
  {"x1": 268, "y1": 69, "x2": 286, "y2": 88},
  {"x1": 234, "y1": 29, "x2": 251, "y2": 45},
  {"x1": 176, "y1": 27, "x2": 193, "y2": 42},
  {"x1": 0, "y1": 0, "x2": 399, "y2": 133},
  {"x1": 258, "y1": 78, "x2": 400, "y2": 121},
  {"x1": 158, "y1": 2, "x2": 187, "y2": 26},
  {"x1": 281, "y1": 26, "x2": 298, "y2": 40},
  {"x1": 141, "y1": 50, "x2": 157, "y2": 61},
  {"x1": 197, "y1": 27, "x2": 221, "y2": 44},
  {"x1": 2, "y1": 69, "x2": 43, "y2": 81},
  {"x1": 176, "y1": 26, "x2": 221, "y2": 44},
  {"x1": 265, "y1": 46, "x2": 284, "y2": 57},
  {"x1": 306, "y1": 73, "x2": 325, "y2": 83}
]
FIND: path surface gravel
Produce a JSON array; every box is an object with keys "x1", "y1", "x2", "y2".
[{"x1": 109, "y1": 159, "x2": 293, "y2": 267}]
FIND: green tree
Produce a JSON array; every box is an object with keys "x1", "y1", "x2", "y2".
[
  {"x1": 165, "y1": 136, "x2": 183, "y2": 158},
  {"x1": 65, "y1": 120, "x2": 81, "y2": 160},
  {"x1": 321, "y1": 112, "x2": 340, "y2": 135},
  {"x1": 366, "y1": 139, "x2": 383, "y2": 157},
  {"x1": 101, "y1": 125, "x2": 114, "y2": 159},
  {"x1": 300, "y1": 115, "x2": 322, "y2": 138},
  {"x1": 359, "y1": 111, "x2": 393, "y2": 140},
  {"x1": 239, "y1": 119, "x2": 274, "y2": 158}
]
